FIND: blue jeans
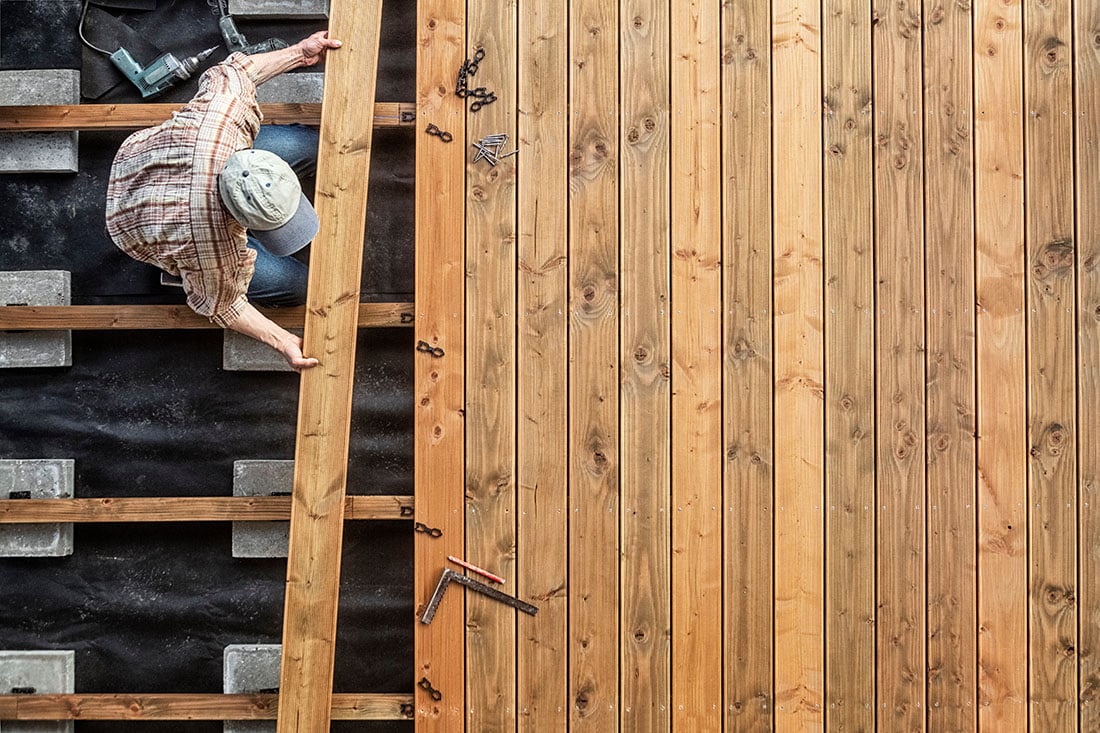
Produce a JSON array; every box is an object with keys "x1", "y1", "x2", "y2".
[{"x1": 245, "y1": 124, "x2": 319, "y2": 307}]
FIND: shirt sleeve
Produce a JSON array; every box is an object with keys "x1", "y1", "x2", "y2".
[{"x1": 180, "y1": 246, "x2": 256, "y2": 327}]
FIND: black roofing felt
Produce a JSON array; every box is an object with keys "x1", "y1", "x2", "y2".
[{"x1": 0, "y1": 2, "x2": 416, "y2": 729}]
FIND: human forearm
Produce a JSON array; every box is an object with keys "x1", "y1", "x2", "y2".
[
  {"x1": 224, "y1": 301, "x2": 318, "y2": 371},
  {"x1": 246, "y1": 31, "x2": 342, "y2": 86}
]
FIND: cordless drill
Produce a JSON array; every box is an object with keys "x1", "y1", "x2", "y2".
[
  {"x1": 218, "y1": 15, "x2": 288, "y2": 56},
  {"x1": 109, "y1": 45, "x2": 219, "y2": 98}
]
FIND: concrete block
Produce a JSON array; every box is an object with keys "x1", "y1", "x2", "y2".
[
  {"x1": 0, "y1": 271, "x2": 72, "y2": 369},
  {"x1": 256, "y1": 73, "x2": 324, "y2": 104},
  {"x1": 231, "y1": 460, "x2": 291, "y2": 558},
  {"x1": 227, "y1": 0, "x2": 327, "y2": 19},
  {"x1": 223, "y1": 329, "x2": 298, "y2": 373},
  {"x1": 0, "y1": 650, "x2": 75, "y2": 733},
  {"x1": 0, "y1": 460, "x2": 74, "y2": 558},
  {"x1": 0, "y1": 70, "x2": 79, "y2": 174},
  {"x1": 223, "y1": 644, "x2": 281, "y2": 733}
]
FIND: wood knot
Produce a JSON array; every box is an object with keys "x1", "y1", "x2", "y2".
[
  {"x1": 471, "y1": 185, "x2": 486, "y2": 201},
  {"x1": 575, "y1": 692, "x2": 590, "y2": 711},
  {"x1": 582, "y1": 284, "x2": 597, "y2": 302},
  {"x1": 427, "y1": 18, "x2": 437, "y2": 30},
  {"x1": 643, "y1": 117, "x2": 656, "y2": 132},
  {"x1": 632, "y1": 15, "x2": 644, "y2": 29},
  {"x1": 633, "y1": 628, "x2": 647, "y2": 642},
  {"x1": 732, "y1": 338, "x2": 755, "y2": 360},
  {"x1": 633, "y1": 346, "x2": 649, "y2": 362},
  {"x1": 627, "y1": 127, "x2": 640, "y2": 144},
  {"x1": 929, "y1": 6, "x2": 945, "y2": 24},
  {"x1": 750, "y1": 452, "x2": 763, "y2": 465}
]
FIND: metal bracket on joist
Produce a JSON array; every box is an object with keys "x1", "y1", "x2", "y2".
[
  {"x1": 415, "y1": 340, "x2": 445, "y2": 358},
  {"x1": 417, "y1": 676, "x2": 442, "y2": 701}
]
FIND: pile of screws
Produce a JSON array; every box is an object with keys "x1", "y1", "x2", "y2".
[
  {"x1": 471, "y1": 133, "x2": 518, "y2": 167},
  {"x1": 456, "y1": 48, "x2": 497, "y2": 112}
]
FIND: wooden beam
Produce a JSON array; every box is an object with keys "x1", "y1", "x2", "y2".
[
  {"x1": 0, "y1": 303, "x2": 412, "y2": 330},
  {"x1": 276, "y1": 1, "x2": 384, "y2": 730},
  {"x1": 413, "y1": 0, "x2": 466, "y2": 727},
  {"x1": 0, "y1": 496, "x2": 413, "y2": 523},
  {"x1": 0, "y1": 103, "x2": 414, "y2": 131},
  {"x1": 0, "y1": 693, "x2": 411, "y2": 720}
]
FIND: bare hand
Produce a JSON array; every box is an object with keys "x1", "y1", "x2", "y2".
[
  {"x1": 295, "y1": 31, "x2": 342, "y2": 67},
  {"x1": 279, "y1": 334, "x2": 320, "y2": 371}
]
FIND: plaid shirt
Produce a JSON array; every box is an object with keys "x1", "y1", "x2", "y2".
[{"x1": 106, "y1": 53, "x2": 262, "y2": 327}]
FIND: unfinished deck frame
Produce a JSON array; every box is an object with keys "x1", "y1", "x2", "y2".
[{"x1": 7, "y1": 2, "x2": 1100, "y2": 731}]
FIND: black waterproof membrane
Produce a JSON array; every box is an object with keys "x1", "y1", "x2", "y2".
[{"x1": 1, "y1": 1, "x2": 417, "y2": 729}]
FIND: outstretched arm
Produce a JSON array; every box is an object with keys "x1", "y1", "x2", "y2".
[
  {"x1": 225, "y1": 301, "x2": 319, "y2": 371},
  {"x1": 247, "y1": 31, "x2": 342, "y2": 86}
]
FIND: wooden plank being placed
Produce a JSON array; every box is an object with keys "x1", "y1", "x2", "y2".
[
  {"x1": 0, "y1": 303, "x2": 413, "y2": 330},
  {"x1": 722, "y1": 0, "x2": 773, "y2": 725},
  {"x1": 0, "y1": 496, "x2": 413, "y2": 523},
  {"x1": 974, "y1": 0, "x2": 1027, "y2": 728},
  {"x1": 671, "y1": 0, "x2": 721, "y2": 727},
  {"x1": 276, "y1": 3, "x2": 384, "y2": 731},
  {"x1": 0, "y1": 103, "x2": 415, "y2": 131},
  {"x1": 517, "y1": 0, "x2": 570, "y2": 727},
  {"x1": 923, "y1": 0, "x2": 977, "y2": 727},
  {"x1": 1024, "y1": 0, "x2": 1077, "y2": 728},
  {"x1": 568, "y1": 0, "x2": 620, "y2": 728},
  {"x1": 413, "y1": 0, "x2": 466, "y2": 727},
  {"x1": 620, "y1": 0, "x2": 670, "y2": 727},
  {"x1": 1077, "y1": 2, "x2": 1100, "y2": 727},
  {"x1": 772, "y1": 0, "x2": 825, "y2": 726},
  {"x1": 0, "y1": 693, "x2": 411, "y2": 720},
  {"x1": 464, "y1": 0, "x2": 518, "y2": 729},
  {"x1": 822, "y1": 0, "x2": 874, "y2": 727},
  {"x1": 872, "y1": 1, "x2": 926, "y2": 728}
]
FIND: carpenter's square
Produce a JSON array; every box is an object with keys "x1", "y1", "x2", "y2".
[{"x1": 420, "y1": 568, "x2": 538, "y2": 624}]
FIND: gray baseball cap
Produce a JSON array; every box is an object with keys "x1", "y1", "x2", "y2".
[{"x1": 219, "y1": 148, "x2": 320, "y2": 256}]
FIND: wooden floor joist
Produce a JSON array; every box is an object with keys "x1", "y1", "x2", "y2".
[
  {"x1": 0, "y1": 303, "x2": 412, "y2": 330},
  {"x1": 0, "y1": 103, "x2": 415, "y2": 131},
  {"x1": 0, "y1": 496, "x2": 412, "y2": 523},
  {"x1": 276, "y1": 2, "x2": 384, "y2": 730},
  {"x1": 0, "y1": 693, "x2": 412, "y2": 720}
]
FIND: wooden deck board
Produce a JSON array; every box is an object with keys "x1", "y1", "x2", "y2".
[
  {"x1": 974, "y1": 0, "x2": 1028, "y2": 728},
  {"x1": 923, "y1": 0, "x2": 978, "y2": 727},
  {"x1": 1076, "y1": 2, "x2": 1100, "y2": 727},
  {"x1": 822, "y1": 0, "x2": 875, "y2": 727},
  {"x1": 721, "y1": 0, "x2": 774, "y2": 726},
  {"x1": 619, "y1": 0, "x2": 671, "y2": 727},
  {"x1": 670, "y1": 0, "x2": 722, "y2": 727},
  {"x1": 516, "y1": 0, "x2": 570, "y2": 728},
  {"x1": 464, "y1": 0, "x2": 519, "y2": 728},
  {"x1": 568, "y1": 0, "x2": 620, "y2": 727},
  {"x1": 772, "y1": 0, "x2": 825, "y2": 727},
  {"x1": 276, "y1": 3, "x2": 384, "y2": 730},
  {"x1": 872, "y1": 2, "x2": 927, "y2": 728},
  {"x1": 1024, "y1": 0, "x2": 1078, "y2": 728},
  {"x1": 413, "y1": 0, "x2": 467, "y2": 726}
]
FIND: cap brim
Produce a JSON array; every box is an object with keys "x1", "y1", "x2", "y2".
[{"x1": 250, "y1": 192, "x2": 319, "y2": 257}]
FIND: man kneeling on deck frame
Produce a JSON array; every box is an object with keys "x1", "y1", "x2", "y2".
[{"x1": 105, "y1": 31, "x2": 342, "y2": 371}]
